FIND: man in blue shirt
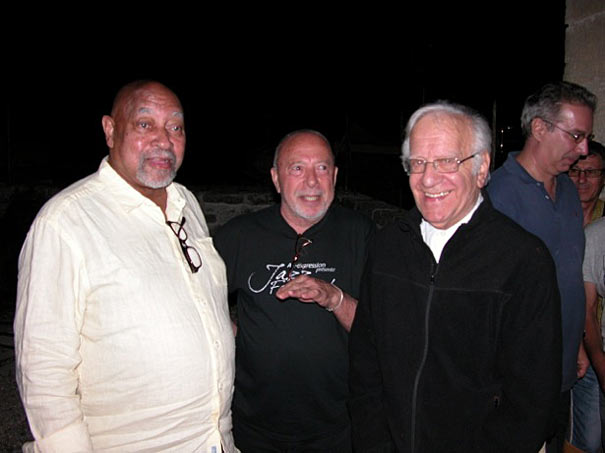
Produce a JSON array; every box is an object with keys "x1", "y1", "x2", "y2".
[{"x1": 488, "y1": 81, "x2": 597, "y2": 453}]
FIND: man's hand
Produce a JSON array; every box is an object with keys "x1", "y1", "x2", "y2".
[
  {"x1": 275, "y1": 275, "x2": 357, "y2": 331},
  {"x1": 275, "y1": 275, "x2": 341, "y2": 310}
]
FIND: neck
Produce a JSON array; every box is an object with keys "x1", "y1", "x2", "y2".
[
  {"x1": 582, "y1": 199, "x2": 599, "y2": 226},
  {"x1": 280, "y1": 207, "x2": 320, "y2": 235},
  {"x1": 516, "y1": 146, "x2": 557, "y2": 198},
  {"x1": 143, "y1": 187, "x2": 168, "y2": 214}
]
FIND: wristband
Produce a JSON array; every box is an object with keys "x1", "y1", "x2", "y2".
[{"x1": 326, "y1": 285, "x2": 344, "y2": 312}]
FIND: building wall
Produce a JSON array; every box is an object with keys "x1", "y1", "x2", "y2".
[
  {"x1": 0, "y1": 185, "x2": 405, "y2": 308},
  {"x1": 565, "y1": 1, "x2": 605, "y2": 138}
]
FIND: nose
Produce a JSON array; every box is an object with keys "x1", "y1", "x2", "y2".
[
  {"x1": 420, "y1": 162, "x2": 441, "y2": 187},
  {"x1": 305, "y1": 168, "x2": 318, "y2": 187},
  {"x1": 576, "y1": 138, "x2": 590, "y2": 156},
  {"x1": 153, "y1": 127, "x2": 173, "y2": 150},
  {"x1": 577, "y1": 170, "x2": 587, "y2": 183}
]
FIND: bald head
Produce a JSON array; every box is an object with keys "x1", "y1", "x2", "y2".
[
  {"x1": 273, "y1": 130, "x2": 334, "y2": 169},
  {"x1": 102, "y1": 80, "x2": 186, "y2": 208},
  {"x1": 110, "y1": 81, "x2": 183, "y2": 123}
]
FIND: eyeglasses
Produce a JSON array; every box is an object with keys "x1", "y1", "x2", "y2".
[
  {"x1": 166, "y1": 217, "x2": 202, "y2": 273},
  {"x1": 403, "y1": 153, "x2": 477, "y2": 175},
  {"x1": 287, "y1": 235, "x2": 312, "y2": 281},
  {"x1": 541, "y1": 118, "x2": 595, "y2": 144},
  {"x1": 568, "y1": 168, "x2": 604, "y2": 178}
]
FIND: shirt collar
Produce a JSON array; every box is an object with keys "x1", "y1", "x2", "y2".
[
  {"x1": 503, "y1": 151, "x2": 570, "y2": 188},
  {"x1": 503, "y1": 152, "x2": 537, "y2": 184},
  {"x1": 98, "y1": 157, "x2": 185, "y2": 217},
  {"x1": 421, "y1": 194, "x2": 483, "y2": 262}
]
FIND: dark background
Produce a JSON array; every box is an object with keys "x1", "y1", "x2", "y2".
[{"x1": 1, "y1": 4, "x2": 567, "y2": 209}]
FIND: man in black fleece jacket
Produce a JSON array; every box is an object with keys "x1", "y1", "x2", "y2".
[{"x1": 349, "y1": 102, "x2": 562, "y2": 452}]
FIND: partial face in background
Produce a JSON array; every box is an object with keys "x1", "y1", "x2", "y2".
[{"x1": 569, "y1": 153, "x2": 605, "y2": 204}]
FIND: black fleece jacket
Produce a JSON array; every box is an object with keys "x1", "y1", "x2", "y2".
[{"x1": 349, "y1": 195, "x2": 562, "y2": 453}]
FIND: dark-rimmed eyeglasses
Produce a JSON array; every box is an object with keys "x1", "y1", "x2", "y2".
[
  {"x1": 541, "y1": 118, "x2": 595, "y2": 144},
  {"x1": 287, "y1": 235, "x2": 312, "y2": 281},
  {"x1": 568, "y1": 168, "x2": 604, "y2": 178},
  {"x1": 403, "y1": 153, "x2": 477, "y2": 175},
  {"x1": 166, "y1": 217, "x2": 202, "y2": 273}
]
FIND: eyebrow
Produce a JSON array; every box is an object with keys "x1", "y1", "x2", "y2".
[{"x1": 136, "y1": 107, "x2": 184, "y2": 119}]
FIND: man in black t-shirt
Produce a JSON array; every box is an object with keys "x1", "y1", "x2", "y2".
[{"x1": 214, "y1": 130, "x2": 375, "y2": 452}]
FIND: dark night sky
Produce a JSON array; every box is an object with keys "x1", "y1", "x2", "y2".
[{"x1": 1, "y1": 4, "x2": 567, "y2": 207}]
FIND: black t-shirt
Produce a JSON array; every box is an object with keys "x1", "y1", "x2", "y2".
[{"x1": 214, "y1": 204, "x2": 375, "y2": 441}]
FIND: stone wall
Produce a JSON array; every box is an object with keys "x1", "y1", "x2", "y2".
[
  {"x1": 0, "y1": 184, "x2": 405, "y2": 310},
  {"x1": 195, "y1": 186, "x2": 405, "y2": 234},
  {"x1": 565, "y1": 1, "x2": 605, "y2": 137}
]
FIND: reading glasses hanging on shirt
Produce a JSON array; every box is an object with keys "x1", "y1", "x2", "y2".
[
  {"x1": 166, "y1": 217, "x2": 202, "y2": 273},
  {"x1": 287, "y1": 235, "x2": 312, "y2": 281}
]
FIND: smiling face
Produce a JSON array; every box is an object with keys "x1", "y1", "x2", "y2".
[
  {"x1": 569, "y1": 153, "x2": 605, "y2": 204},
  {"x1": 409, "y1": 113, "x2": 490, "y2": 230},
  {"x1": 102, "y1": 82, "x2": 185, "y2": 202},
  {"x1": 271, "y1": 132, "x2": 338, "y2": 233}
]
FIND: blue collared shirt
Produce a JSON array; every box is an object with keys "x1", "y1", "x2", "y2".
[{"x1": 487, "y1": 152, "x2": 585, "y2": 391}]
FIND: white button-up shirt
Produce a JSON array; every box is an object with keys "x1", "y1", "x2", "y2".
[{"x1": 14, "y1": 158, "x2": 236, "y2": 452}]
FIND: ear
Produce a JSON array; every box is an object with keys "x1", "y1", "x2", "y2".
[
  {"x1": 530, "y1": 117, "x2": 548, "y2": 141},
  {"x1": 476, "y1": 152, "x2": 491, "y2": 188},
  {"x1": 102, "y1": 115, "x2": 115, "y2": 148},
  {"x1": 270, "y1": 166, "x2": 281, "y2": 193}
]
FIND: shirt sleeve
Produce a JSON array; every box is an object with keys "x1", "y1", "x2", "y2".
[
  {"x1": 584, "y1": 222, "x2": 603, "y2": 285},
  {"x1": 213, "y1": 221, "x2": 239, "y2": 292},
  {"x1": 14, "y1": 217, "x2": 94, "y2": 452}
]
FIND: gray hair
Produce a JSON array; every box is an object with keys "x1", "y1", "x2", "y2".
[
  {"x1": 520, "y1": 81, "x2": 597, "y2": 137},
  {"x1": 401, "y1": 101, "x2": 492, "y2": 176},
  {"x1": 273, "y1": 129, "x2": 333, "y2": 168}
]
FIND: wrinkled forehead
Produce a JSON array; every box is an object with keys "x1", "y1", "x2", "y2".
[
  {"x1": 410, "y1": 113, "x2": 472, "y2": 156},
  {"x1": 279, "y1": 134, "x2": 334, "y2": 165},
  {"x1": 116, "y1": 84, "x2": 183, "y2": 120}
]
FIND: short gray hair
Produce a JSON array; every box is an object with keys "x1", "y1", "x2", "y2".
[
  {"x1": 273, "y1": 129, "x2": 333, "y2": 168},
  {"x1": 520, "y1": 81, "x2": 597, "y2": 137},
  {"x1": 401, "y1": 101, "x2": 492, "y2": 175}
]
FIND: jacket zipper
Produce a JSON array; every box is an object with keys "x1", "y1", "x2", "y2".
[{"x1": 410, "y1": 260, "x2": 437, "y2": 453}]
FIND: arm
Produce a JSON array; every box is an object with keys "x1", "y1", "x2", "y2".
[
  {"x1": 577, "y1": 340, "x2": 590, "y2": 379},
  {"x1": 14, "y1": 219, "x2": 94, "y2": 452},
  {"x1": 348, "y1": 251, "x2": 394, "y2": 452},
  {"x1": 213, "y1": 225, "x2": 239, "y2": 337},
  {"x1": 583, "y1": 281, "x2": 605, "y2": 391},
  {"x1": 476, "y1": 247, "x2": 562, "y2": 451},
  {"x1": 275, "y1": 275, "x2": 357, "y2": 331}
]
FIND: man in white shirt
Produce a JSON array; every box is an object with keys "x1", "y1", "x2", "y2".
[
  {"x1": 14, "y1": 80, "x2": 236, "y2": 452},
  {"x1": 349, "y1": 102, "x2": 562, "y2": 452}
]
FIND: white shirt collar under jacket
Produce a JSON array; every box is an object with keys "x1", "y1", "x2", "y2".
[{"x1": 420, "y1": 194, "x2": 483, "y2": 263}]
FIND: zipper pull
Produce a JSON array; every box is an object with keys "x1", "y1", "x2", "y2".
[{"x1": 430, "y1": 263, "x2": 436, "y2": 283}]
